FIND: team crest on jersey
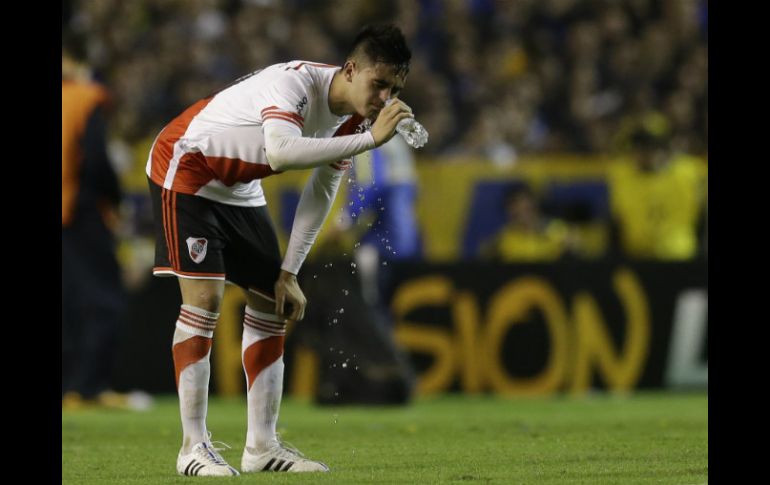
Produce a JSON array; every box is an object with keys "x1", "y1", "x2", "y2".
[{"x1": 186, "y1": 237, "x2": 208, "y2": 264}]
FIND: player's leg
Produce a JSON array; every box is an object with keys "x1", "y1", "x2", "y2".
[
  {"x1": 174, "y1": 277, "x2": 223, "y2": 454},
  {"x1": 240, "y1": 291, "x2": 285, "y2": 453},
  {"x1": 172, "y1": 277, "x2": 238, "y2": 476},
  {"x1": 148, "y1": 180, "x2": 238, "y2": 476},
  {"x1": 215, "y1": 203, "x2": 328, "y2": 472},
  {"x1": 239, "y1": 289, "x2": 327, "y2": 472}
]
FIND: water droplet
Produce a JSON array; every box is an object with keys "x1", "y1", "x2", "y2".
[
  {"x1": 313, "y1": 274, "x2": 318, "y2": 279},
  {"x1": 342, "y1": 362, "x2": 348, "y2": 368},
  {"x1": 355, "y1": 366, "x2": 359, "y2": 370},
  {"x1": 350, "y1": 262, "x2": 357, "y2": 268},
  {"x1": 342, "y1": 289, "x2": 349, "y2": 295},
  {"x1": 348, "y1": 201, "x2": 354, "y2": 206},
  {"x1": 339, "y1": 350, "x2": 344, "y2": 354},
  {"x1": 333, "y1": 414, "x2": 339, "y2": 424},
  {"x1": 339, "y1": 308, "x2": 345, "y2": 314},
  {"x1": 377, "y1": 197, "x2": 382, "y2": 202},
  {"x1": 332, "y1": 318, "x2": 338, "y2": 324},
  {"x1": 382, "y1": 261, "x2": 388, "y2": 266},
  {"x1": 354, "y1": 242, "x2": 361, "y2": 248},
  {"x1": 380, "y1": 207, "x2": 385, "y2": 211}
]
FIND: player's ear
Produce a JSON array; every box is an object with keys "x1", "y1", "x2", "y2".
[{"x1": 343, "y1": 60, "x2": 355, "y2": 82}]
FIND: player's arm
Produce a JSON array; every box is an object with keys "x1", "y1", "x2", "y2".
[
  {"x1": 263, "y1": 100, "x2": 413, "y2": 171},
  {"x1": 282, "y1": 162, "x2": 346, "y2": 274},
  {"x1": 274, "y1": 162, "x2": 347, "y2": 320}
]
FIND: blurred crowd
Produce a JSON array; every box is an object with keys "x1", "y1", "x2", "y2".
[{"x1": 63, "y1": 0, "x2": 707, "y2": 159}]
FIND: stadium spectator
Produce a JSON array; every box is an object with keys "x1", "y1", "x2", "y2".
[
  {"x1": 608, "y1": 115, "x2": 707, "y2": 260},
  {"x1": 145, "y1": 24, "x2": 414, "y2": 476},
  {"x1": 62, "y1": 38, "x2": 129, "y2": 409},
  {"x1": 480, "y1": 184, "x2": 574, "y2": 262},
  {"x1": 63, "y1": 0, "x2": 707, "y2": 158}
]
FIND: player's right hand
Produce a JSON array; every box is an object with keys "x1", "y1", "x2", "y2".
[
  {"x1": 274, "y1": 270, "x2": 306, "y2": 321},
  {"x1": 370, "y1": 99, "x2": 414, "y2": 147}
]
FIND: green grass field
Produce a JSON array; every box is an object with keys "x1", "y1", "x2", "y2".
[{"x1": 62, "y1": 392, "x2": 707, "y2": 484}]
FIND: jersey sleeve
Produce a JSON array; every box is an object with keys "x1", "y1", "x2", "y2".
[
  {"x1": 258, "y1": 69, "x2": 309, "y2": 135},
  {"x1": 281, "y1": 163, "x2": 345, "y2": 274}
]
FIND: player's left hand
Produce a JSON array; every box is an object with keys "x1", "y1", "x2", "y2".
[{"x1": 274, "y1": 270, "x2": 307, "y2": 321}]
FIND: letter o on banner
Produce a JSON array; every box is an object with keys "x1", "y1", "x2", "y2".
[{"x1": 483, "y1": 277, "x2": 569, "y2": 396}]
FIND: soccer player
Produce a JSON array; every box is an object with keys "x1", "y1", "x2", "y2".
[{"x1": 146, "y1": 24, "x2": 414, "y2": 475}]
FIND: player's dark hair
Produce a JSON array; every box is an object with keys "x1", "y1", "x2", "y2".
[{"x1": 346, "y1": 24, "x2": 411, "y2": 76}]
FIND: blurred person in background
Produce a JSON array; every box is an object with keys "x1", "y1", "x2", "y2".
[
  {"x1": 481, "y1": 184, "x2": 574, "y2": 262},
  {"x1": 62, "y1": 37, "x2": 129, "y2": 410},
  {"x1": 608, "y1": 114, "x2": 707, "y2": 260},
  {"x1": 289, "y1": 135, "x2": 420, "y2": 406},
  {"x1": 348, "y1": 135, "x2": 421, "y2": 287},
  {"x1": 145, "y1": 24, "x2": 414, "y2": 476}
]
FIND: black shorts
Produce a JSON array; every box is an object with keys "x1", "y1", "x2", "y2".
[{"x1": 149, "y1": 180, "x2": 281, "y2": 300}]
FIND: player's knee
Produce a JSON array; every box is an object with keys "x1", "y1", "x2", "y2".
[
  {"x1": 187, "y1": 291, "x2": 222, "y2": 313},
  {"x1": 179, "y1": 279, "x2": 224, "y2": 312}
]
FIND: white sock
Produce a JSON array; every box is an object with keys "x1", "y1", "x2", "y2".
[
  {"x1": 172, "y1": 304, "x2": 218, "y2": 454},
  {"x1": 242, "y1": 306, "x2": 286, "y2": 453}
]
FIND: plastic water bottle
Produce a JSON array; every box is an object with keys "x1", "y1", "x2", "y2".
[
  {"x1": 385, "y1": 98, "x2": 429, "y2": 148},
  {"x1": 396, "y1": 118, "x2": 429, "y2": 148}
]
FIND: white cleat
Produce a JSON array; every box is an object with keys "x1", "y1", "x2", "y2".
[
  {"x1": 176, "y1": 441, "x2": 240, "y2": 477},
  {"x1": 241, "y1": 441, "x2": 330, "y2": 473}
]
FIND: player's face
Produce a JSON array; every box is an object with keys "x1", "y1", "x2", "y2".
[{"x1": 349, "y1": 61, "x2": 407, "y2": 120}]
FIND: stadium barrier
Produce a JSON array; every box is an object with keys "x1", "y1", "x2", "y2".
[{"x1": 112, "y1": 260, "x2": 707, "y2": 397}]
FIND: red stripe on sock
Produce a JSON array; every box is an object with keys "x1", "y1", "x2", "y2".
[
  {"x1": 172, "y1": 336, "x2": 212, "y2": 388},
  {"x1": 243, "y1": 336, "x2": 284, "y2": 391}
]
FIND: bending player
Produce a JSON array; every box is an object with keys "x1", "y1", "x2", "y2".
[{"x1": 146, "y1": 24, "x2": 413, "y2": 475}]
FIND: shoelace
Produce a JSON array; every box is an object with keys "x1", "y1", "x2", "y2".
[
  {"x1": 272, "y1": 434, "x2": 307, "y2": 460},
  {"x1": 198, "y1": 432, "x2": 233, "y2": 466}
]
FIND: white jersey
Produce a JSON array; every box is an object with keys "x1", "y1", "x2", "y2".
[
  {"x1": 147, "y1": 61, "x2": 368, "y2": 206},
  {"x1": 146, "y1": 60, "x2": 376, "y2": 274}
]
